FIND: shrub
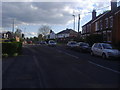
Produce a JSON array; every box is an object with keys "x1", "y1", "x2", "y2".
[
  {"x1": 2, "y1": 42, "x2": 22, "y2": 56},
  {"x1": 85, "y1": 34, "x2": 103, "y2": 46}
]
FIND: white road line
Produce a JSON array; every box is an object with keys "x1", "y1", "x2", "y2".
[
  {"x1": 88, "y1": 61, "x2": 120, "y2": 74},
  {"x1": 64, "y1": 52, "x2": 79, "y2": 59},
  {"x1": 57, "y1": 50, "x2": 62, "y2": 53},
  {"x1": 56, "y1": 49, "x2": 79, "y2": 59},
  {"x1": 33, "y1": 56, "x2": 45, "y2": 88}
]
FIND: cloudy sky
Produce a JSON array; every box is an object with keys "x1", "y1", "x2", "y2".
[{"x1": 1, "y1": 0, "x2": 120, "y2": 37}]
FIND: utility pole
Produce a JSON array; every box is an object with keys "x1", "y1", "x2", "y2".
[
  {"x1": 24, "y1": 27, "x2": 26, "y2": 39},
  {"x1": 78, "y1": 14, "x2": 80, "y2": 36},
  {"x1": 12, "y1": 19, "x2": 14, "y2": 33},
  {"x1": 11, "y1": 18, "x2": 15, "y2": 39},
  {"x1": 72, "y1": 15, "x2": 75, "y2": 30}
]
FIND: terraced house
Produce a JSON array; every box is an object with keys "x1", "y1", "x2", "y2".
[{"x1": 82, "y1": 0, "x2": 120, "y2": 45}]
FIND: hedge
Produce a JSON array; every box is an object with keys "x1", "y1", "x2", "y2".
[
  {"x1": 85, "y1": 34, "x2": 103, "y2": 46},
  {"x1": 2, "y1": 42, "x2": 22, "y2": 56}
]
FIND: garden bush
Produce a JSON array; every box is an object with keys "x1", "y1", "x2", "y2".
[
  {"x1": 2, "y1": 42, "x2": 22, "y2": 56},
  {"x1": 85, "y1": 34, "x2": 103, "y2": 46}
]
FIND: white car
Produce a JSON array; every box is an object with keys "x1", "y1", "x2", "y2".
[
  {"x1": 91, "y1": 43, "x2": 120, "y2": 59},
  {"x1": 67, "y1": 41, "x2": 79, "y2": 48},
  {"x1": 48, "y1": 40, "x2": 57, "y2": 46}
]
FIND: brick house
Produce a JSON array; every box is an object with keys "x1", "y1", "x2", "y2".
[
  {"x1": 113, "y1": 6, "x2": 120, "y2": 44},
  {"x1": 82, "y1": 0, "x2": 120, "y2": 45},
  {"x1": 56, "y1": 28, "x2": 78, "y2": 43},
  {"x1": 56, "y1": 28, "x2": 78, "y2": 39}
]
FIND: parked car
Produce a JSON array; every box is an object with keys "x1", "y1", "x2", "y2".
[
  {"x1": 48, "y1": 40, "x2": 57, "y2": 46},
  {"x1": 66, "y1": 41, "x2": 79, "y2": 49},
  {"x1": 77, "y1": 42, "x2": 91, "y2": 52},
  {"x1": 27, "y1": 41, "x2": 32, "y2": 44},
  {"x1": 39, "y1": 41, "x2": 47, "y2": 45},
  {"x1": 91, "y1": 43, "x2": 120, "y2": 59}
]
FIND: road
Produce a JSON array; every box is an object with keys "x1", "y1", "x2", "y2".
[{"x1": 2, "y1": 44, "x2": 120, "y2": 88}]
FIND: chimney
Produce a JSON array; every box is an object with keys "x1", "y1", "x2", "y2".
[
  {"x1": 111, "y1": 0, "x2": 117, "y2": 13},
  {"x1": 92, "y1": 9, "x2": 96, "y2": 20},
  {"x1": 50, "y1": 30, "x2": 53, "y2": 33}
]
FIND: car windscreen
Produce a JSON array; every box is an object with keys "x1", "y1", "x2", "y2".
[
  {"x1": 50, "y1": 41, "x2": 55, "y2": 43},
  {"x1": 70, "y1": 42, "x2": 77, "y2": 44},
  {"x1": 102, "y1": 44, "x2": 112, "y2": 49},
  {"x1": 80, "y1": 43, "x2": 89, "y2": 46}
]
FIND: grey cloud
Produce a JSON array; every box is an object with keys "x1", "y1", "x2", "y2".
[
  {"x1": 2, "y1": 1, "x2": 110, "y2": 28},
  {"x1": 2, "y1": 2, "x2": 74, "y2": 28}
]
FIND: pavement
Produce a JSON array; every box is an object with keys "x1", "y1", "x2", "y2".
[{"x1": 2, "y1": 44, "x2": 120, "y2": 88}]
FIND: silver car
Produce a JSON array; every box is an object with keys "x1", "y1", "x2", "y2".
[
  {"x1": 48, "y1": 40, "x2": 57, "y2": 46},
  {"x1": 91, "y1": 43, "x2": 120, "y2": 59},
  {"x1": 67, "y1": 41, "x2": 79, "y2": 49}
]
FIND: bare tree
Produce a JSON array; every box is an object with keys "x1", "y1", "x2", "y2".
[
  {"x1": 38, "y1": 25, "x2": 51, "y2": 37},
  {"x1": 38, "y1": 34, "x2": 43, "y2": 41}
]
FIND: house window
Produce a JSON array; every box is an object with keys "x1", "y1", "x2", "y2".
[
  {"x1": 82, "y1": 27, "x2": 84, "y2": 34},
  {"x1": 109, "y1": 16, "x2": 113, "y2": 28},
  {"x1": 95, "y1": 22, "x2": 97, "y2": 31},
  {"x1": 85, "y1": 26, "x2": 87, "y2": 33},
  {"x1": 82, "y1": 26, "x2": 87, "y2": 34},
  {"x1": 95, "y1": 21, "x2": 99, "y2": 31},
  {"x1": 105, "y1": 18, "x2": 108, "y2": 28},
  {"x1": 87, "y1": 25, "x2": 89, "y2": 33},
  {"x1": 107, "y1": 32, "x2": 112, "y2": 43},
  {"x1": 89, "y1": 24, "x2": 91, "y2": 32},
  {"x1": 100, "y1": 20, "x2": 103, "y2": 30}
]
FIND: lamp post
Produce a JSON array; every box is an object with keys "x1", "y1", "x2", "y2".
[
  {"x1": 11, "y1": 18, "x2": 15, "y2": 39},
  {"x1": 72, "y1": 14, "x2": 75, "y2": 30},
  {"x1": 12, "y1": 19, "x2": 15, "y2": 33},
  {"x1": 78, "y1": 14, "x2": 80, "y2": 37}
]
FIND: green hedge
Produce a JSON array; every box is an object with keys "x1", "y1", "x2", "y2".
[
  {"x1": 85, "y1": 34, "x2": 103, "y2": 46},
  {"x1": 2, "y1": 42, "x2": 22, "y2": 56}
]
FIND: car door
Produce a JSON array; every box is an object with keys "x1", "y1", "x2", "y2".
[
  {"x1": 97, "y1": 44, "x2": 103, "y2": 56},
  {"x1": 93, "y1": 44, "x2": 99, "y2": 55}
]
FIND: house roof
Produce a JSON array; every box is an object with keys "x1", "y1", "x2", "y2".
[
  {"x1": 82, "y1": 6, "x2": 120, "y2": 27},
  {"x1": 82, "y1": 11, "x2": 110, "y2": 27},
  {"x1": 57, "y1": 29, "x2": 77, "y2": 35}
]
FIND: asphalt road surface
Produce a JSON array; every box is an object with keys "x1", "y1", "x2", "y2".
[{"x1": 2, "y1": 44, "x2": 120, "y2": 88}]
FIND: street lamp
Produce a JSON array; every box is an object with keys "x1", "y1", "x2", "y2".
[
  {"x1": 78, "y1": 14, "x2": 80, "y2": 36},
  {"x1": 72, "y1": 14, "x2": 75, "y2": 30},
  {"x1": 12, "y1": 19, "x2": 15, "y2": 33}
]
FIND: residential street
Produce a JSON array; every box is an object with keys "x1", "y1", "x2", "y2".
[{"x1": 2, "y1": 44, "x2": 120, "y2": 88}]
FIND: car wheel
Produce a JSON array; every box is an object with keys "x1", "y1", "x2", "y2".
[
  {"x1": 102, "y1": 53, "x2": 106, "y2": 59},
  {"x1": 91, "y1": 51, "x2": 94, "y2": 56}
]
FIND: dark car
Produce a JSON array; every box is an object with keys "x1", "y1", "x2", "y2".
[
  {"x1": 77, "y1": 42, "x2": 91, "y2": 52},
  {"x1": 39, "y1": 41, "x2": 47, "y2": 45}
]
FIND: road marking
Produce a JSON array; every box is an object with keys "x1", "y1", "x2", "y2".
[
  {"x1": 64, "y1": 52, "x2": 79, "y2": 59},
  {"x1": 56, "y1": 49, "x2": 79, "y2": 59},
  {"x1": 33, "y1": 55, "x2": 45, "y2": 88},
  {"x1": 57, "y1": 50, "x2": 62, "y2": 53},
  {"x1": 88, "y1": 61, "x2": 120, "y2": 74}
]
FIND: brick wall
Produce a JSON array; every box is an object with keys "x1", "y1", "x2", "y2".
[{"x1": 113, "y1": 10, "x2": 120, "y2": 45}]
